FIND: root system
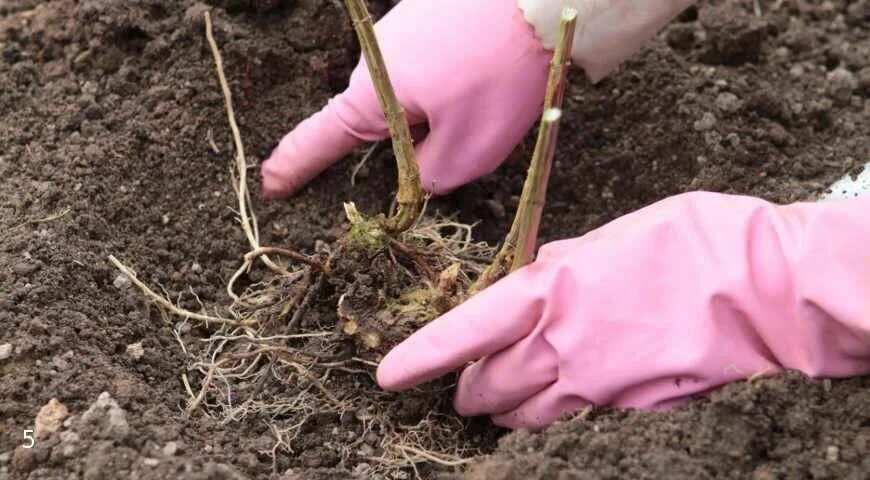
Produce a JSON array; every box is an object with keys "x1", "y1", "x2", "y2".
[{"x1": 108, "y1": 7, "x2": 505, "y2": 476}]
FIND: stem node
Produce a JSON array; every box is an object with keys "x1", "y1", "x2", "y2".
[{"x1": 343, "y1": 0, "x2": 424, "y2": 234}]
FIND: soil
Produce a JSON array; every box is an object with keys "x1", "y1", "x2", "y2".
[{"x1": 0, "y1": 0, "x2": 867, "y2": 479}]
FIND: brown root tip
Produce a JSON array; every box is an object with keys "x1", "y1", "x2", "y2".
[
  {"x1": 360, "y1": 330, "x2": 382, "y2": 349},
  {"x1": 342, "y1": 319, "x2": 359, "y2": 336},
  {"x1": 437, "y1": 262, "x2": 462, "y2": 295}
]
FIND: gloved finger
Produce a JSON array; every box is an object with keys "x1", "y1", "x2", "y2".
[
  {"x1": 415, "y1": 122, "x2": 522, "y2": 195},
  {"x1": 490, "y1": 383, "x2": 591, "y2": 431},
  {"x1": 453, "y1": 331, "x2": 558, "y2": 416},
  {"x1": 415, "y1": 92, "x2": 538, "y2": 195},
  {"x1": 377, "y1": 266, "x2": 548, "y2": 391},
  {"x1": 261, "y1": 58, "x2": 426, "y2": 199},
  {"x1": 261, "y1": 97, "x2": 370, "y2": 198}
]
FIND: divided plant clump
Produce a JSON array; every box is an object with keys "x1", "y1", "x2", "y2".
[{"x1": 109, "y1": 1, "x2": 578, "y2": 475}]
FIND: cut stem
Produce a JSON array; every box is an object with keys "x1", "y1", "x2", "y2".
[
  {"x1": 343, "y1": 0, "x2": 424, "y2": 233},
  {"x1": 470, "y1": 7, "x2": 577, "y2": 294},
  {"x1": 510, "y1": 108, "x2": 563, "y2": 271},
  {"x1": 543, "y1": 8, "x2": 578, "y2": 110}
]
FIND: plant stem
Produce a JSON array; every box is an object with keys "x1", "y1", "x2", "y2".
[
  {"x1": 510, "y1": 108, "x2": 563, "y2": 271},
  {"x1": 343, "y1": 0, "x2": 423, "y2": 233},
  {"x1": 543, "y1": 7, "x2": 578, "y2": 111},
  {"x1": 470, "y1": 7, "x2": 577, "y2": 294}
]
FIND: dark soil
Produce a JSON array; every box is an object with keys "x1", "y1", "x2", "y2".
[
  {"x1": 462, "y1": 372, "x2": 870, "y2": 480},
  {"x1": 1, "y1": 0, "x2": 867, "y2": 479}
]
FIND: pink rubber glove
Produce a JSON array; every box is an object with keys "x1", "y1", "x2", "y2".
[
  {"x1": 261, "y1": 0, "x2": 550, "y2": 197},
  {"x1": 378, "y1": 192, "x2": 870, "y2": 430},
  {"x1": 261, "y1": 0, "x2": 694, "y2": 197}
]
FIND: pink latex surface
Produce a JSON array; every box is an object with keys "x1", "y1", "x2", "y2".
[
  {"x1": 261, "y1": 0, "x2": 551, "y2": 198},
  {"x1": 378, "y1": 192, "x2": 870, "y2": 430}
]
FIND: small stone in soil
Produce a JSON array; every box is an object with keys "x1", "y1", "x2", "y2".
[
  {"x1": 0, "y1": 343, "x2": 12, "y2": 360},
  {"x1": 693, "y1": 112, "x2": 717, "y2": 131},
  {"x1": 12, "y1": 262, "x2": 38, "y2": 276},
  {"x1": 58, "y1": 431, "x2": 80, "y2": 458},
  {"x1": 80, "y1": 392, "x2": 130, "y2": 442},
  {"x1": 126, "y1": 342, "x2": 144, "y2": 360},
  {"x1": 725, "y1": 132, "x2": 741, "y2": 147},
  {"x1": 790, "y1": 64, "x2": 805, "y2": 77},
  {"x1": 51, "y1": 352, "x2": 73, "y2": 371},
  {"x1": 715, "y1": 92, "x2": 741, "y2": 113},
  {"x1": 113, "y1": 274, "x2": 131, "y2": 290},
  {"x1": 483, "y1": 199, "x2": 506, "y2": 219},
  {"x1": 825, "y1": 445, "x2": 839, "y2": 462},
  {"x1": 826, "y1": 67, "x2": 858, "y2": 103},
  {"x1": 162, "y1": 441, "x2": 180, "y2": 457},
  {"x1": 183, "y1": 3, "x2": 210, "y2": 28},
  {"x1": 35, "y1": 398, "x2": 69, "y2": 439}
]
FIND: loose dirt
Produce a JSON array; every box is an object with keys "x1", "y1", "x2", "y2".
[{"x1": 1, "y1": 0, "x2": 867, "y2": 479}]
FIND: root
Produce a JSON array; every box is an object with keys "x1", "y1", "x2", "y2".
[
  {"x1": 244, "y1": 247, "x2": 328, "y2": 273},
  {"x1": 204, "y1": 11, "x2": 293, "y2": 278},
  {"x1": 288, "y1": 272, "x2": 323, "y2": 331},
  {"x1": 389, "y1": 238, "x2": 437, "y2": 282},
  {"x1": 109, "y1": 255, "x2": 240, "y2": 326},
  {"x1": 364, "y1": 412, "x2": 482, "y2": 478},
  {"x1": 394, "y1": 445, "x2": 474, "y2": 467},
  {"x1": 186, "y1": 357, "x2": 226, "y2": 417},
  {"x1": 351, "y1": 141, "x2": 381, "y2": 186},
  {"x1": 108, "y1": 7, "x2": 511, "y2": 479},
  {"x1": 9, "y1": 207, "x2": 71, "y2": 232}
]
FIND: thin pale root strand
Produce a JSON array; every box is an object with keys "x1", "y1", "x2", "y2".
[
  {"x1": 244, "y1": 246, "x2": 328, "y2": 273},
  {"x1": 204, "y1": 11, "x2": 293, "y2": 277},
  {"x1": 109, "y1": 255, "x2": 243, "y2": 326}
]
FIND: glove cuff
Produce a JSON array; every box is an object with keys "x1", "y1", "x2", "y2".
[{"x1": 518, "y1": 0, "x2": 693, "y2": 82}]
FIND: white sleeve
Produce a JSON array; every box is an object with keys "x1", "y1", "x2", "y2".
[
  {"x1": 820, "y1": 161, "x2": 870, "y2": 201},
  {"x1": 518, "y1": 0, "x2": 694, "y2": 82}
]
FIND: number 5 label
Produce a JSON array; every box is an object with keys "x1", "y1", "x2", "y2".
[{"x1": 23, "y1": 429, "x2": 34, "y2": 449}]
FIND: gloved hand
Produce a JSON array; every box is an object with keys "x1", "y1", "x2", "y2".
[
  {"x1": 377, "y1": 192, "x2": 870, "y2": 430},
  {"x1": 261, "y1": 0, "x2": 550, "y2": 197},
  {"x1": 261, "y1": 0, "x2": 693, "y2": 198}
]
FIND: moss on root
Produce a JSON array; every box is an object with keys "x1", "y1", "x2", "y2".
[
  {"x1": 341, "y1": 201, "x2": 388, "y2": 251},
  {"x1": 326, "y1": 213, "x2": 493, "y2": 356}
]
